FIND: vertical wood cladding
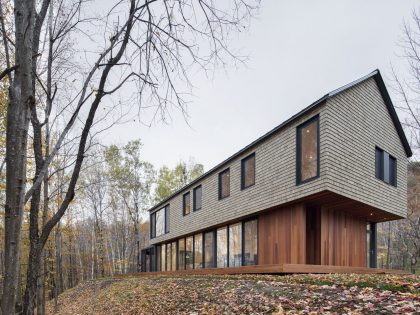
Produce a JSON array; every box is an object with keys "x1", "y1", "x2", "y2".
[
  {"x1": 320, "y1": 207, "x2": 367, "y2": 267},
  {"x1": 258, "y1": 204, "x2": 306, "y2": 265}
]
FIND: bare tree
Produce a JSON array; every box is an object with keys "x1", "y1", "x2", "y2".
[{"x1": 0, "y1": 0, "x2": 259, "y2": 313}]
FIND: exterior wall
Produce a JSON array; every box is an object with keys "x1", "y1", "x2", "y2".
[
  {"x1": 151, "y1": 106, "x2": 329, "y2": 244},
  {"x1": 323, "y1": 78, "x2": 407, "y2": 218},
  {"x1": 150, "y1": 77, "x2": 408, "y2": 245},
  {"x1": 258, "y1": 203, "x2": 306, "y2": 264},
  {"x1": 320, "y1": 207, "x2": 367, "y2": 267}
]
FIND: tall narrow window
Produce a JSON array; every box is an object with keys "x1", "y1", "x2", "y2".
[
  {"x1": 161, "y1": 244, "x2": 166, "y2": 271},
  {"x1": 244, "y1": 219, "x2": 258, "y2": 266},
  {"x1": 166, "y1": 243, "x2": 171, "y2": 271},
  {"x1": 229, "y1": 223, "x2": 242, "y2": 267},
  {"x1": 218, "y1": 168, "x2": 230, "y2": 199},
  {"x1": 193, "y1": 185, "x2": 202, "y2": 211},
  {"x1": 155, "y1": 208, "x2": 165, "y2": 237},
  {"x1": 375, "y1": 147, "x2": 397, "y2": 187},
  {"x1": 185, "y1": 236, "x2": 193, "y2": 270},
  {"x1": 297, "y1": 115, "x2": 319, "y2": 184},
  {"x1": 217, "y1": 227, "x2": 228, "y2": 268},
  {"x1": 183, "y1": 192, "x2": 190, "y2": 216},
  {"x1": 171, "y1": 241, "x2": 177, "y2": 271},
  {"x1": 150, "y1": 212, "x2": 156, "y2": 239},
  {"x1": 156, "y1": 245, "x2": 161, "y2": 272},
  {"x1": 178, "y1": 238, "x2": 185, "y2": 270},
  {"x1": 204, "y1": 231, "x2": 215, "y2": 268},
  {"x1": 194, "y1": 233, "x2": 203, "y2": 269},
  {"x1": 241, "y1": 153, "x2": 255, "y2": 189}
]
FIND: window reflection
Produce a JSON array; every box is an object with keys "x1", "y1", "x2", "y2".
[
  {"x1": 229, "y1": 223, "x2": 242, "y2": 267},
  {"x1": 204, "y1": 232, "x2": 215, "y2": 268},
  {"x1": 244, "y1": 219, "x2": 258, "y2": 265},
  {"x1": 299, "y1": 118, "x2": 319, "y2": 182},
  {"x1": 217, "y1": 227, "x2": 228, "y2": 268},
  {"x1": 194, "y1": 233, "x2": 203, "y2": 269}
]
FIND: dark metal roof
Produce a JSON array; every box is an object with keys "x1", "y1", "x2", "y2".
[{"x1": 148, "y1": 69, "x2": 412, "y2": 213}]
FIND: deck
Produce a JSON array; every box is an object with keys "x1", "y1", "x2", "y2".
[{"x1": 128, "y1": 264, "x2": 407, "y2": 276}]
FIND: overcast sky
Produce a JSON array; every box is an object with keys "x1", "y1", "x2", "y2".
[{"x1": 103, "y1": 0, "x2": 419, "y2": 171}]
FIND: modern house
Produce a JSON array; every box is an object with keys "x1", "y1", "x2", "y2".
[{"x1": 142, "y1": 70, "x2": 412, "y2": 273}]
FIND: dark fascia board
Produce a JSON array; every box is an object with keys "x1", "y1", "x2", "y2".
[{"x1": 148, "y1": 69, "x2": 412, "y2": 213}]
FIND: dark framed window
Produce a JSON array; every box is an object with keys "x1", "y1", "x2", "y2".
[
  {"x1": 171, "y1": 241, "x2": 177, "y2": 271},
  {"x1": 183, "y1": 192, "x2": 191, "y2": 216},
  {"x1": 375, "y1": 147, "x2": 397, "y2": 187},
  {"x1": 194, "y1": 233, "x2": 203, "y2": 269},
  {"x1": 218, "y1": 168, "x2": 230, "y2": 200},
  {"x1": 166, "y1": 243, "x2": 171, "y2": 271},
  {"x1": 216, "y1": 226, "x2": 228, "y2": 268},
  {"x1": 296, "y1": 115, "x2": 320, "y2": 185},
  {"x1": 161, "y1": 244, "x2": 166, "y2": 271},
  {"x1": 241, "y1": 153, "x2": 255, "y2": 190},
  {"x1": 193, "y1": 185, "x2": 202, "y2": 211},
  {"x1": 185, "y1": 236, "x2": 193, "y2": 270},
  {"x1": 178, "y1": 238, "x2": 185, "y2": 270},
  {"x1": 229, "y1": 223, "x2": 242, "y2": 267},
  {"x1": 204, "y1": 231, "x2": 215, "y2": 268},
  {"x1": 150, "y1": 205, "x2": 168, "y2": 239},
  {"x1": 243, "y1": 219, "x2": 258, "y2": 266}
]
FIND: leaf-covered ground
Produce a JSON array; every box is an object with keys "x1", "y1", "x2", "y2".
[{"x1": 46, "y1": 273, "x2": 419, "y2": 314}]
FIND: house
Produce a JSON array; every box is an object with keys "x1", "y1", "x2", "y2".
[{"x1": 142, "y1": 70, "x2": 412, "y2": 273}]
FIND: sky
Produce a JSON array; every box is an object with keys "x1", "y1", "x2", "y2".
[{"x1": 103, "y1": 0, "x2": 419, "y2": 172}]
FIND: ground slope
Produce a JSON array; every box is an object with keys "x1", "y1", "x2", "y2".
[{"x1": 46, "y1": 274, "x2": 419, "y2": 314}]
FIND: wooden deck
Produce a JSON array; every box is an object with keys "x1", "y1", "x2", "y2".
[{"x1": 126, "y1": 264, "x2": 407, "y2": 277}]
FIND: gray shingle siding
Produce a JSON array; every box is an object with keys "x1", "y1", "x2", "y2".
[{"x1": 150, "y1": 76, "x2": 408, "y2": 245}]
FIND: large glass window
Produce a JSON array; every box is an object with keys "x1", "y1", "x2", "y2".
[
  {"x1": 218, "y1": 169, "x2": 230, "y2": 199},
  {"x1": 193, "y1": 185, "x2": 202, "y2": 211},
  {"x1": 217, "y1": 227, "x2": 228, "y2": 268},
  {"x1": 375, "y1": 147, "x2": 397, "y2": 186},
  {"x1": 229, "y1": 223, "x2": 242, "y2": 267},
  {"x1": 241, "y1": 153, "x2": 255, "y2": 189},
  {"x1": 194, "y1": 233, "x2": 203, "y2": 269},
  {"x1": 297, "y1": 116, "x2": 319, "y2": 184},
  {"x1": 161, "y1": 244, "x2": 166, "y2": 271},
  {"x1": 151, "y1": 205, "x2": 168, "y2": 239},
  {"x1": 166, "y1": 243, "x2": 171, "y2": 271},
  {"x1": 156, "y1": 245, "x2": 161, "y2": 272},
  {"x1": 183, "y1": 192, "x2": 190, "y2": 216},
  {"x1": 185, "y1": 236, "x2": 193, "y2": 270},
  {"x1": 178, "y1": 238, "x2": 185, "y2": 270},
  {"x1": 171, "y1": 241, "x2": 177, "y2": 271},
  {"x1": 204, "y1": 231, "x2": 215, "y2": 268},
  {"x1": 244, "y1": 219, "x2": 258, "y2": 266}
]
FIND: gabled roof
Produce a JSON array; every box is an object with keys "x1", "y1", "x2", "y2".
[{"x1": 149, "y1": 69, "x2": 412, "y2": 213}]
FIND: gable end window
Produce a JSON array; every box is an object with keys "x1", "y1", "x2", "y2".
[
  {"x1": 375, "y1": 147, "x2": 397, "y2": 186},
  {"x1": 218, "y1": 168, "x2": 230, "y2": 200},
  {"x1": 241, "y1": 153, "x2": 255, "y2": 190},
  {"x1": 296, "y1": 115, "x2": 320, "y2": 185},
  {"x1": 193, "y1": 185, "x2": 202, "y2": 211},
  {"x1": 183, "y1": 192, "x2": 191, "y2": 216}
]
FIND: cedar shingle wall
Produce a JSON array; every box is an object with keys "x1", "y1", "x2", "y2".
[{"x1": 150, "y1": 78, "x2": 408, "y2": 245}]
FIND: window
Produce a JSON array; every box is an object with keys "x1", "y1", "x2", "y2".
[
  {"x1": 161, "y1": 244, "x2": 166, "y2": 271},
  {"x1": 193, "y1": 185, "x2": 202, "y2": 211},
  {"x1": 194, "y1": 233, "x2": 203, "y2": 269},
  {"x1": 366, "y1": 223, "x2": 377, "y2": 268},
  {"x1": 229, "y1": 223, "x2": 242, "y2": 267},
  {"x1": 218, "y1": 168, "x2": 230, "y2": 199},
  {"x1": 166, "y1": 243, "x2": 171, "y2": 271},
  {"x1": 183, "y1": 192, "x2": 191, "y2": 216},
  {"x1": 185, "y1": 236, "x2": 193, "y2": 270},
  {"x1": 244, "y1": 219, "x2": 258, "y2": 266},
  {"x1": 216, "y1": 227, "x2": 228, "y2": 268},
  {"x1": 375, "y1": 147, "x2": 397, "y2": 186},
  {"x1": 296, "y1": 115, "x2": 319, "y2": 184},
  {"x1": 241, "y1": 153, "x2": 255, "y2": 189},
  {"x1": 150, "y1": 205, "x2": 169, "y2": 239},
  {"x1": 171, "y1": 241, "x2": 177, "y2": 271},
  {"x1": 204, "y1": 231, "x2": 215, "y2": 268},
  {"x1": 178, "y1": 238, "x2": 185, "y2": 270}
]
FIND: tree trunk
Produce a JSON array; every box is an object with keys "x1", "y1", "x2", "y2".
[{"x1": 2, "y1": 0, "x2": 35, "y2": 312}]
